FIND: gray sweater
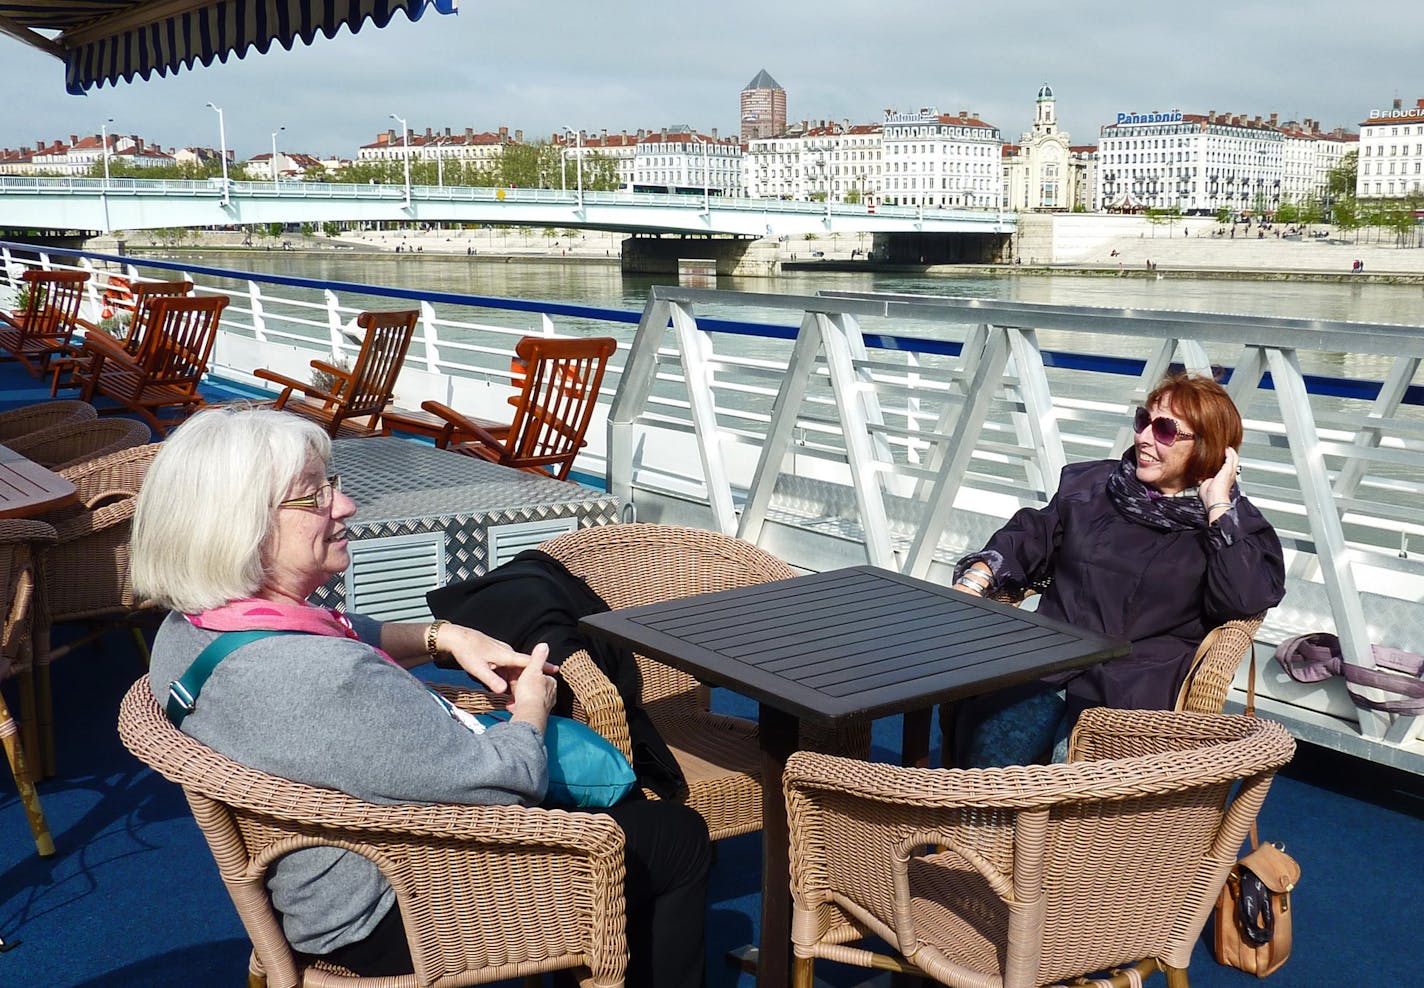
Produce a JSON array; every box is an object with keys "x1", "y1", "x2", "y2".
[{"x1": 147, "y1": 611, "x2": 548, "y2": 954}]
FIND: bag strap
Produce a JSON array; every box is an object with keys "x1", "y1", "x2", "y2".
[
  {"x1": 166, "y1": 630, "x2": 297, "y2": 726},
  {"x1": 1244, "y1": 649, "x2": 1260, "y2": 852}
]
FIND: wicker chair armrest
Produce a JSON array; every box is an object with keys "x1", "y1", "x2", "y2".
[
  {"x1": 421, "y1": 399, "x2": 508, "y2": 450},
  {"x1": 49, "y1": 496, "x2": 134, "y2": 543},
  {"x1": 426, "y1": 683, "x2": 508, "y2": 715},
  {"x1": 0, "y1": 518, "x2": 58, "y2": 545},
  {"x1": 787, "y1": 710, "x2": 1293, "y2": 812},
  {"x1": 556, "y1": 648, "x2": 636, "y2": 762},
  {"x1": 1174, "y1": 612, "x2": 1267, "y2": 714},
  {"x1": 117, "y1": 681, "x2": 624, "y2": 852}
]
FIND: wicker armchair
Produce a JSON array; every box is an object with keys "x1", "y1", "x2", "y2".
[
  {"x1": 4, "y1": 416, "x2": 151, "y2": 471},
  {"x1": 784, "y1": 709, "x2": 1295, "y2": 988},
  {"x1": 0, "y1": 399, "x2": 96, "y2": 443},
  {"x1": 118, "y1": 680, "x2": 630, "y2": 988},
  {"x1": 30, "y1": 442, "x2": 162, "y2": 776},
  {"x1": 0, "y1": 518, "x2": 58, "y2": 857},
  {"x1": 539, "y1": 523, "x2": 867, "y2": 842}
]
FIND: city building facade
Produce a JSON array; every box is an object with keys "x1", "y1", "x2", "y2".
[
  {"x1": 1098, "y1": 108, "x2": 1353, "y2": 216},
  {"x1": 631, "y1": 129, "x2": 743, "y2": 196},
  {"x1": 1356, "y1": 97, "x2": 1424, "y2": 199},
  {"x1": 740, "y1": 69, "x2": 787, "y2": 141},
  {"x1": 557, "y1": 130, "x2": 641, "y2": 191},
  {"x1": 881, "y1": 108, "x2": 1003, "y2": 209},
  {"x1": 1002, "y1": 84, "x2": 1094, "y2": 212},
  {"x1": 744, "y1": 120, "x2": 882, "y2": 203},
  {"x1": 357, "y1": 126, "x2": 519, "y2": 176}
]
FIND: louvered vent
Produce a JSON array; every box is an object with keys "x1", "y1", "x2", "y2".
[
  {"x1": 344, "y1": 532, "x2": 447, "y2": 622},
  {"x1": 488, "y1": 518, "x2": 578, "y2": 569}
]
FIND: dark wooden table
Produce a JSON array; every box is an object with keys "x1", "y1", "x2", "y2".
[
  {"x1": 580, "y1": 564, "x2": 1127, "y2": 988},
  {"x1": 0, "y1": 443, "x2": 76, "y2": 518}
]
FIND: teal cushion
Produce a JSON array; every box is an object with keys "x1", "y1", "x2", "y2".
[{"x1": 478, "y1": 710, "x2": 637, "y2": 808}]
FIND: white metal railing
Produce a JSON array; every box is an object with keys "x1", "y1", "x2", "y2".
[
  {"x1": 610, "y1": 285, "x2": 1424, "y2": 761},
  {"x1": 6, "y1": 241, "x2": 1422, "y2": 765}
]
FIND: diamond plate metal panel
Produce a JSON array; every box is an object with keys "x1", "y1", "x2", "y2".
[{"x1": 312, "y1": 438, "x2": 619, "y2": 612}]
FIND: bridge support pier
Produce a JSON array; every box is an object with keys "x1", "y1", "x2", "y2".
[{"x1": 621, "y1": 236, "x2": 779, "y2": 277}]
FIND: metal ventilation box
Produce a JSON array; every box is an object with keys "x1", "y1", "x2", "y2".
[{"x1": 314, "y1": 437, "x2": 618, "y2": 621}]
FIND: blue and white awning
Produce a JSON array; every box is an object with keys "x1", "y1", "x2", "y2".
[{"x1": 0, "y1": 0, "x2": 457, "y2": 94}]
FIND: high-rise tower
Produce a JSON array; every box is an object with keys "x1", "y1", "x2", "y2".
[{"x1": 741, "y1": 69, "x2": 786, "y2": 141}]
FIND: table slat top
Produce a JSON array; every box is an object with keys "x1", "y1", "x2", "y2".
[{"x1": 581, "y1": 565, "x2": 1128, "y2": 722}]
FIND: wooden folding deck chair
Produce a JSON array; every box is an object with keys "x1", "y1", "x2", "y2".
[
  {"x1": 0, "y1": 269, "x2": 90, "y2": 378},
  {"x1": 81, "y1": 294, "x2": 229, "y2": 435},
  {"x1": 254, "y1": 309, "x2": 418, "y2": 437},
  {"x1": 419, "y1": 335, "x2": 617, "y2": 480},
  {"x1": 53, "y1": 279, "x2": 193, "y2": 397}
]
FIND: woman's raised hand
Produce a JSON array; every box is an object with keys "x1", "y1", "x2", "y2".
[{"x1": 1199, "y1": 446, "x2": 1240, "y2": 509}]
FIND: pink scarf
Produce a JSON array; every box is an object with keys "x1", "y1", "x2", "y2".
[{"x1": 188, "y1": 598, "x2": 399, "y2": 666}]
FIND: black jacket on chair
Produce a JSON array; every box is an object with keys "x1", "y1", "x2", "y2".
[{"x1": 427, "y1": 549, "x2": 688, "y2": 800}]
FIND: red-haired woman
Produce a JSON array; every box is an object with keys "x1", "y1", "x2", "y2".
[{"x1": 951, "y1": 373, "x2": 1285, "y2": 766}]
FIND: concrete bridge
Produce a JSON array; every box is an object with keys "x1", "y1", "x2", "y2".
[{"x1": 0, "y1": 176, "x2": 1015, "y2": 237}]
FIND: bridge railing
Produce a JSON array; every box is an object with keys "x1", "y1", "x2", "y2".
[{"x1": 0, "y1": 175, "x2": 997, "y2": 222}]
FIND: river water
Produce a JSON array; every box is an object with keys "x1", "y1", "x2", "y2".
[{"x1": 155, "y1": 251, "x2": 1424, "y2": 327}]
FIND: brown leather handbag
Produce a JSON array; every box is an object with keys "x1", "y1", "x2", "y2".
[
  {"x1": 1212, "y1": 656, "x2": 1301, "y2": 976},
  {"x1": 1214, "y1": 829, "x2": 1300, "y2": 976}
]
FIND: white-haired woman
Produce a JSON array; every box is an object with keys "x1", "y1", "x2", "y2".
[{"x1": 132, "y1": 407, "x2": 710, "y2": 986}]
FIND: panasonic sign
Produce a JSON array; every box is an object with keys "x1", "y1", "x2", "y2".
[{"x1": 1115, "y1": 110, "x2": 1183, "y2": 125}]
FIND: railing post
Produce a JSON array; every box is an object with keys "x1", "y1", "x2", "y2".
[
  {"x1": 608, "y1": 295, "x2": 671, "y2": 509},
  {"x1": 249, "y1": 281, "x2": 268, "y2": 343},
  {"x1": 420, "y1": 301, "x2": 441, "y2": 373}
]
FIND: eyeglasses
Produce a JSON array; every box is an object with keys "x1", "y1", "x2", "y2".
[
  {"x1": 278, "y1": 474, "x2": 341, "y2": 511},
  {"x1": 1134, "y1": 407, "x2": 1196, "y2": 446}
]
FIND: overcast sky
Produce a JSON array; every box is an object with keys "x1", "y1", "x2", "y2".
[{"x1": 0, "y1": 1, "x2": 1419, "y2": 160}]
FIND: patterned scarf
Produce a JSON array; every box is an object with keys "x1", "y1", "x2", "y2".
[
  {"x1": 1105, "y1": 449, "x2": 1233, "y2": 533},
  {"x1": 187, "y1": 598, "x2": 398, "y2": 666}
]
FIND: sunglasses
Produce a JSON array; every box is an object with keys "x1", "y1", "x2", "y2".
[{"x1": 1134, "y1": 407, "x2": 1196, "y2": 446}]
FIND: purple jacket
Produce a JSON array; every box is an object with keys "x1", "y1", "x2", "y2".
[{"x1": 962, "y1": 459, "x2": 1285, "y2": 710}]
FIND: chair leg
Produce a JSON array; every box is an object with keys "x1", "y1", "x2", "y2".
[
  {"x1": 34, "y1": 656, "x2": 55, "y2": 778},
  {"x1": 0, "y1": 690, "x2": 55, "y2": 857},
  {"x1": 18, "y1": 667, "x2": 41, "y2": 777},
  {"x1": 792, "y1": 956, "x2": 816, "y2": 988},
  {"x1": 1161, "y1": 962, "x2": 1190, "y2": 988}
]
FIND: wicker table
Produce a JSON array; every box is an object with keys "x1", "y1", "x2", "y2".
[
  {"x1": 320, "y1": 437, "x2": 618, "y2": 619},
  {"x1": 581, "y1": 564, "x2": 1127, "y2": 988},
  {"x1": 0, "y1": 443, "x2": 76, "y2": 518}
]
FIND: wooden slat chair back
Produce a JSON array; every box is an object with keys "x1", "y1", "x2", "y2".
[
  {"x1": 255, "y1": 309, "x2": 418, "y2": 437},
  {"x1": 0, "y1": 270, "x2": 90, "y2": 377},
  {"x1": 108, "y1": 279, "x2": 195, "y2": 353},
  {"x1": 117, "y1": 679, "x2": 629, "y2": 988},
  {"x1": 538, "y1": 522, "x2": 869, "y2": 841},
  {"x1": 88, "y1": 294, "x2": 229, "y2": 435},
  {"x1": 783, "y1": 709, "x2": 1296, "y2": 988},
  {"x1": 423, "y1": 335, "x2": 617, "y2": 480}
]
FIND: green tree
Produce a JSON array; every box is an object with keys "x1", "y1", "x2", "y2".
[
  {"x1": 321, "y1": 221, "x2": 342, "y2": 238},
  {"x1": 582, "y1": 151, "x2": 622, "y2": 191},
  {"x1": 266, "y1": 222, "x2": 284, "y2": 239},
  {"x1": 1300, "y1": 197, "x2": 1324, "y2": 226},
  {"x1": 1327, "y1": 151, "x2": 1358, "y2": 202},
  {"x1": 1274, "y1": 196, "x2": 1299, "y2": 225},
  {"x1": 1215, "y1": 206, "x2": 1232, "y2": 225}
]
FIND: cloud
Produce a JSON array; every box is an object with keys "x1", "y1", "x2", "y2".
[{"x1": 0, "y1": 1, "x2": 1419, "y2": 160}]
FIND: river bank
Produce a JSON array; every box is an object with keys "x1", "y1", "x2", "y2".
[{"x1": 94, "y1": 219, "x2": 1424, "y2": 285}]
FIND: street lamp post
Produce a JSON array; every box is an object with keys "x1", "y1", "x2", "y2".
[
  {"x1": 563, "y1": 126, "x2": 583, "y2": 209},
  {"x1": 390, "y1": 113, "x2": 412, "y2": 208},
  {"x1": 100, "y1": 117, "x2": 114, "y2": 233},
  {"x1": 205, "y1": 102, "x2": 229, "y2": 206},
  {"x1": 271, "y1": 125, "x2": 285, "y2": 187}
]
